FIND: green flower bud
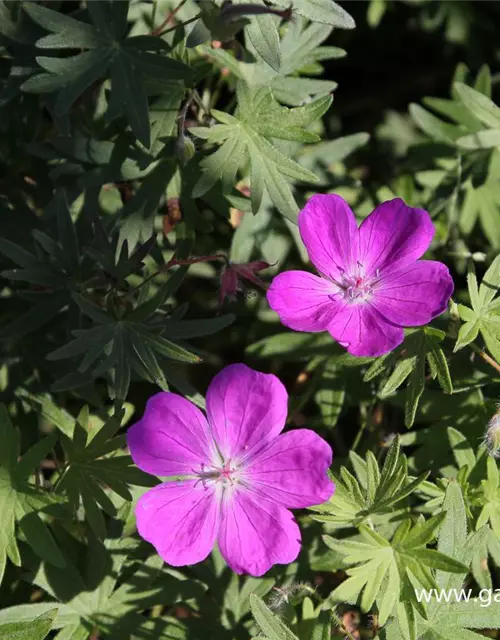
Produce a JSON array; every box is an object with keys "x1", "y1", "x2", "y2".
[{"x1": 176, "y1": 135, "x2": 195, "y2": 165}]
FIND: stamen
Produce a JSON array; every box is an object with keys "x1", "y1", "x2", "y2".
[
  {"x1": 332, "y1": 266, "x2": 381, "y2": 304},
  {"x1": 195, "y1": 458, "x2": 240, "y2": 489}
]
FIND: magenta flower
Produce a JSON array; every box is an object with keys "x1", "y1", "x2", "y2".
[
  {"x1": 267, "y1": 195, "x2": 454, "y2": 357},
  {"x1": 126, "y1": 364, "x2": 334, "y2": 576}
]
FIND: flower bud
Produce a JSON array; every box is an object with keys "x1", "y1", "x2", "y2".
[
  {"x1": 163, "y1": 198, "x2": 182, "y2": 235},
  {"x1": 176, "y1": 135, "x2": 195, "y2": 165},
  {"x1": 219, "y1": 260, "x2": 270, "y2": 304},
  {"x1": 485, "y1": 406, "x2": 500, "y2": 458}
]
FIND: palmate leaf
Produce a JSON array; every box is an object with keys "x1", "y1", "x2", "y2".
[
  {"x1": 37, "y1": 205, "x2": 235, "y2": 401},
  {"x1": 410, "y1": 64, "x2": 500, "y2": 247},
  {"x1": 364, "y1": 327, "x2": 453, "y2": 428},
  {"x1": 21, "y1": 1, "x2": 193, "y2": 147},
  {"x1": 191, "y1": 83, "x2": 331, "y2": 221},
  {"x1": 201, "y1": 18, "x2": 343, "y2": 106},
  {"x1": 243, "y1": 0, "x2": 282, "y2": 72},
  {"x1": 250, "y1": 17, "x2": 344, "y2": 104},
  {"x1": 0, "y1": 529, "x2": 206, "y2": 639},
  {"x1": 323, "y1": 512, "x2": 467, "y2": 628},
  {"x1": 0, "y1": 405, "x2": 66, "y2": 581},
  {"x1": 410, "y1": 68, "x2": 495, "y2": 147},
  {"x1": 309, "y1": 436, "x2": 429, "y2": 527},
  {"x1": 0, "y1": 190, "x2": 81, "y2": 339},
  {"x1": 387, "y1": 483, "x2": 500, "y2": 640},
  {"x1": 455, "y1": 255, "x2": 500, "y2": 363},
  {"x1": 47, "y1": 278, "x2": 225, "y2": 402},
  {"x1": 55, "y1": 408, "x2": 155, "y2": 539}
]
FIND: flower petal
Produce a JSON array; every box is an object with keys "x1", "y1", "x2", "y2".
[
  {"x1": 135, "y1": 481, "x2": 219, "y2": 566},
  {"x1": 298, "y1": 194, "x2": 358, "y2": 278},
  {"x1": 246, "y1": 430, "x2": 335, "y2": 508},
  {"x1": 206, "y1": 364, "x2": 288, "y2": 460},
  {"x1": 373, "y1": 261, "x2": 454, "y2": 326},
  {"x1": 218, "y1": 490, "x2": 300, "y2": 576},
  {"x1": 327, "y1": 303, "x2": 404, "y2": 357},
  {"x1": 267, "y1": 270, "x2": 340, "y2": 332},
  {"x1": 358, "y1": 199, "x2": 435, "y2": 276},
  {"x1": 127, "y1": 392, "x2": 213, "y2": 477}
]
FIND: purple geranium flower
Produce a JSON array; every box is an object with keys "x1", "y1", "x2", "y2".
[
  {"x1": 126, "y1": 364, "x2": 334, "y2": 577},
  {"x1": 267, "y1": 195, "x2": 454, "y2": 357}
]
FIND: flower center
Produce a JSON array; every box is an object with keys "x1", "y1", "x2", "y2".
[
  {"x1": 331, "y1": 263, "x2": 380, "y2": 304},
  {"x1": 196, "y1": 459, "x2": 240, "y2": 489}
]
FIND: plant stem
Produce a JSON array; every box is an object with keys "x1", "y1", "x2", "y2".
[
  {"x1": 151, "y1": 0, "x2": 159, "y2": 27},
  {"x1": 151, "y1": 0, "x2": 188, "y2": 36},
  {"x1": 353, "y1": 397, "x2": 377, "y2": 452},
  {"x1": 131, "y1": 254, "x2": 227, "y2": 295},
  {"x1": 469, "y1": 343, "x2": 500, "y2": 375},
  {"x1": 157, "y1": 14, "x2": 200, "y2": 37},
  {"x1": 352, "y1": 422, "x2": 366, "y2": 452}
]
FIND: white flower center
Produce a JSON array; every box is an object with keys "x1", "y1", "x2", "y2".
[
  {"x1": 331, "y1": 263, "x2": 380, "y2": 304},
  {"x1": 196, "y1": 459, "x2": 241, "y2": 489}
]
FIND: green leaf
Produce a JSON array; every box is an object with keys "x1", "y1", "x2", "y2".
[
  {"x1": 0, "y1": 239, "x2": 38, "y2": 268},
  {"x1": 17, "y1": 392, "x2": 75, "y2": 438},
  {"x1": 0, "y1": 609, "x2": 57, "y2": 640},
  {"x1": 314, "y1": 367, "x2": 345, "y2": 429},
  {"x1": 250, "y1": 594, "x2": 299, "y2": 639},
  {"x1": 111, "y1": 52, "x2": 151, "y2": 148},
  {"x1": 139, "y1": 331, "x2": 201, "y2": 364},
  {"x1": 479, "y1": 254, "x2": 500, "y2": 305},
  {"x1": 311, "y1": 611, "x2": 331, "y2": 640},
  {"x1": 57, "y1": 411, "x2": 154, "y2": 538},
  {"x1": 436, "y1": 481, "x2": 468, "y2": 591},
  {"x1": 454, "y1": 319, "x2": 480, "y2": 352},
  {"x1": 405, "y1": 355, "x2": 425, "y2": 428},
  {"x1": 370, "y1": 329, "x2": 451, "y2": 428},
  {"x1": 162, "y1": 314, "x2": 235, "y2": 339},
  {"x1": 53, "y1": 48, "x2": 113, "y2": 116},
  {"x1": 311, "y1": 435, "x2": 427, "y2": 528},
  {"x1": 22, "y1": 2, "x2": 191, "y2": 150},
  {"x1": 0, "y1": 294, "x2": 68, "y2": 340},
  {"x1": 272, "y1": 0, "x2": 355, "y2": 29},
  {"x1": 455, "y1": 82, "x2": 500, "y2": 128},
  {"x1": 192, "y1": 83, "x2": 327, "y2": 220},
  {"x1": 410, "y1": 104, "x2": 460, "y2": 143},
  {"x1": 426, "y1": 343, "x2": 453, "y2": 393},
  {"x1": 23, "y1": 3, "x2": 104, "y2": 48},
  {"x1": 447, "y1": 427, "x2": 476, "y2": 472},
  {"x1": 245, "y1": 0, "x2": 281, "y2": 71},
  {"x1": 18, "y1": 512, "x2": 66, "y2": 569},
  {"x1": 0, "y1": 406, "x2": 65, "y2": 571},
  {"x1": 380, "y1": 358, "x2": 414, "y2": 397},
  {"x1": 403, "y1": 513, "x2": 446, "y2": 548},
  {"x1": 457, "y1": 129, "x2": 500, "y2": 150},
  {"x1": 409, "y1": 548, "x2": 467, "y2": 573}
]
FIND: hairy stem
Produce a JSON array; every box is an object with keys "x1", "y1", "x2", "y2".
[{"x1": 469, "y1": 343, "x2": 500, "y2": 375}]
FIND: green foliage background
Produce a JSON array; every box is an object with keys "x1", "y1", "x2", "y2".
[{"x1": 0, "y1": 0, "x2": 500, "y2": 638}]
